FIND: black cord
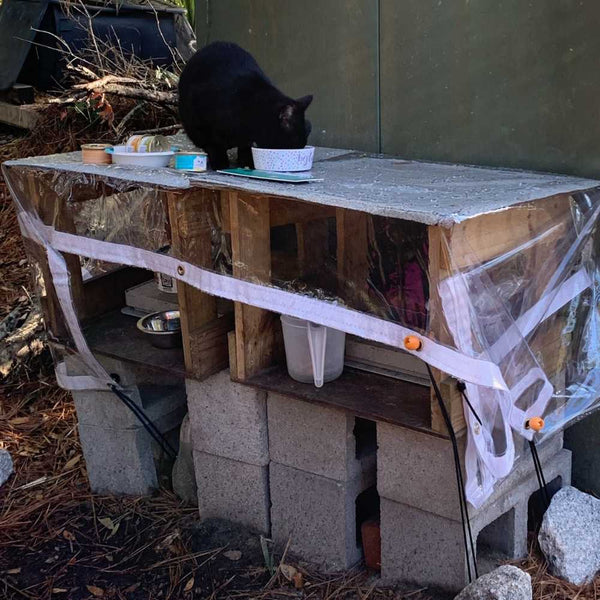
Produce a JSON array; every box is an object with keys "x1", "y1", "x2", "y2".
[
  {"x1": 427, "y1": 365, "x2": 479, "y2": 582},
  {"x1": 529, "y1": 439, "x2": 550, "y2": 509},
  {"x1": 108, "y1": 384, "x2": 177, "y2": 460},
  {"x1": 456, "y1": 381, "x2": 483, "y2": 426}
]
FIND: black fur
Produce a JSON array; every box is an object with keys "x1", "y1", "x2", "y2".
[{"x1": 178, "y1": 41, "x2": 313, "y2": 170}]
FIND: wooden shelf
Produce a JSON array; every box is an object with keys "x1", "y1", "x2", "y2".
[
  {"x1": 84, "y1": 310, "x2": 186, "y2": 376},
  {"x1": 238, "y1": 365, "x2": 447, "y2": 439}
]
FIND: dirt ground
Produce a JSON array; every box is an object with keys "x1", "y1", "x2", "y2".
[{"x1": 1, "y1": 122, "x2": 600, "y2": 599}]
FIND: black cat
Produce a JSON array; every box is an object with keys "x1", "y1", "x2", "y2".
[{"x1": 178, "y1": 41, "x2": 313, "y2": 170}]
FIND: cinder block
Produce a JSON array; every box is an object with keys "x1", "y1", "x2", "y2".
[
  {"x1": 73, "y1": 387, "x2": 187, "y2": 432},
  {"x1": 187, "y1": 371, "x2": 268, "y2": 466},
  {"x1": 565, "y1": 410, "x2": 600, "y2": 495},
  {"x1": 377, "y1": 422, "x2": 565, "y2": 521},
  {"x1": 380, "y1": 449, "x2": 572, "y2": 590},
  {"x1": 268, "y1": 393, "x2": 376, "y2": 482},
  {"x1": 78, "y1": 423, "x2": 157, "y2": 495},
  {"x1": 270, "y1": 461, "x2": 370, "y2": 570},
  {"x1": 193, "y1": 450, "x2": 270, "y2": 533}
]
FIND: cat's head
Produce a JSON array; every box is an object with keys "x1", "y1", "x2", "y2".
[{"x1": 259, "y1": 95, "x2": 313, "y2": 149}]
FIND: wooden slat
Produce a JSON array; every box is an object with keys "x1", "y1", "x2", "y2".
[
  {"x1": 427, "y1": 225, "x2": 466, "y2": 435},
  {"x1": 336, "y1": 207, "x2": 369, "y2": 310},
  {"x1": 167, "y1": 188, "x2": 219, "y2": 379},
  {"x1": 229, "y1": 190, "x2": 282, "y2": 379},
  {"x1": 239, "y1": 365, "x2": 442, "y2": 438},
  {"x1": 270, "y1": 197, "x2": 336, "y2": 227},
  {"x1": 296, "y1": 219, "x2": 330, "y2": 281}
]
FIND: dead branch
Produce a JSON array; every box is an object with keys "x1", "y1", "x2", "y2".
[
  {"x1": 73, "y1": 75, "x2": 140, "y2": 90},
  {"x1": 101, "y1": 84, "x2": 177, "y2": 104}
]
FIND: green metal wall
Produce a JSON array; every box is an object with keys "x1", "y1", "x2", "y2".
[{"x1": 196, "y1": 1, "x2": 600, "y2": 177}]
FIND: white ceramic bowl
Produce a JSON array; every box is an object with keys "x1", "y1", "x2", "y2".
[
  {"x1": 106, "y1": 145, "x2": 174, "y2": 168},
  {"x1": 251, "y1": 146, "x2": 314, "y2": 172}
]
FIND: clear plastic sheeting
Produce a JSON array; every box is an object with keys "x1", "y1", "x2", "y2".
[{"x1": 3, "y1": 149, "x2": 600, "y2": 507}]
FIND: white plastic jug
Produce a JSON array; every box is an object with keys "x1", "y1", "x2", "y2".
[{"x1": 280, "y1": 315, "x2": 346, "y2": 387}]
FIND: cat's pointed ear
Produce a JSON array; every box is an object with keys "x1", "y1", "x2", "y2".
[
  {"x1": 296, "y1": 95, "x2": 313, "y2": 111},
  {"x1": 279, "y1": 103, "x2": 295, "y2": 130}
]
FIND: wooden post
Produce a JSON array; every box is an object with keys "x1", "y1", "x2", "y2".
[
  {"x1": 229, "y1": 190, "x2": 281, "y2": 380},
  {"x1": 168, "y1": 188, "x2": 231, "y2": 379},
  {"x1": 336, "y1": 208, "x2": 369, "y2": 310},
  {"x1": 23, "y1": 171, "x2": 86, "y2": 340}
]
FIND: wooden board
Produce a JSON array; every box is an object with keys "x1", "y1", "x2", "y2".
[
  {"x1": 240, "y1": 365, "x2": 443, "y2": 438},
  {"x1": 167, "y1": 188, "x2": 220, "y2": 379},
  {"x1": 229, "y1": 190, "x2": 283, "y2": 379},
  {"x1": 336, "y1": 207, "x2": 369, "y2": 310}
]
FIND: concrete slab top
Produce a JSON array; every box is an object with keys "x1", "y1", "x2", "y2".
[{"x1": 5, "y1": 138, "x2": 600, "y2": 226}]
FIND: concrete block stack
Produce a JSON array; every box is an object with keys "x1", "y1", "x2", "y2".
[
  {"x1": 72, "y1": 356, "x2": 186, "y2": 495},
  {"x1": 268, "y1": 394, "x2": 376, "y2": 570},
  {"x1": 186, "y1": 370, "x2": 270, "y2": 533},
  {"x1": 377, "y1": 423, "x2": 571, "y2": 590}
]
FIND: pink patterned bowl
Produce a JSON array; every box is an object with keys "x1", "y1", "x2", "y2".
[{"x1": 251, "y1": 146, "x2": 314, "y2": 172}]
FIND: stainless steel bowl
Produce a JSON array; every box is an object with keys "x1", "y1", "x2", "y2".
[{"x1": 137, "y1": 310, "x2": 182, "y2": 349}]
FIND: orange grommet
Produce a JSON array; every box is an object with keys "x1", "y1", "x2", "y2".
[
  {"x1": 526, "y1": 416, "x2": 545, "y2": 432},
  {"x1": 404, "y1": 335, "x2": 422, "y2": 351}
]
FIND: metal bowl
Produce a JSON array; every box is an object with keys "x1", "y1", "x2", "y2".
[{"x1": 137, "y1": 310, "x2": 182, "y2": 349}]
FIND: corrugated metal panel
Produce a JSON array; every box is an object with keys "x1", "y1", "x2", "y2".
[
  {"x1": 380, "y1": 1, "x2": 600, "y2": 177},
  {"x1": 196, "y1": 0, "x2": 379, "y2": 152}
]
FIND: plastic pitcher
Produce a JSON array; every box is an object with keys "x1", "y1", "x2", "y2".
[{"x1": 280, "y1": 315, "x2": 346, "y2": 387}]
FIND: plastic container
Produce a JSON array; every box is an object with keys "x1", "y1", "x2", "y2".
[
  {"x1": 105, "y1": 146, "x2": 174, "y2": 168},
  {"x1": 280, "y1": 314, "x2": 345, "y2": 387},
  {"x1": 251, "y1": 146, "x2": 315, "y2": 172}
]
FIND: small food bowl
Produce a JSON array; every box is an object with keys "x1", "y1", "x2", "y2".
[
  {"x1": 251, "y1": 146, "x2": 315, "y2": 172},
  {"x1": 137, "y1": 310, "x2": 182, "y2": 348},
  {"x1": 106, "y1": 145, "x2": 174, "y2": 168}
]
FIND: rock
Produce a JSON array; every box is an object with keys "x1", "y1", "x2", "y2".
[
  {"x1": 0, "y1": 449, "x2": 14, "y2": 487},
  {"x1": 172, "y1": 414, "x2": 197, "y2": 505},
  {"x1": 538, "y1": 485, "x2": 600, "y2": 585},
  {"x1": 454, "y1": 565, "x2": 532, "y2": 600}
]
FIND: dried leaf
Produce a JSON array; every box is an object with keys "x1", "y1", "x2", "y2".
[
  {"x1": 64, "y1": 455, "x2": 81, "y2": 470},
  {"x1": 86, "y1": 585, "x2": 104, "y2": 597},
  {"x1": 52, "y1": 589, "x2": 68, "y2": 594},
  {"x1": 292, "y1": 572, "x2": 304, "y2": 589},
  {"x1": 6, "y1": 568, "x2": 21, "y2": 574},
  {"x1": 9, "y1": 416, "x2": 30, "y2": 425},
  {"x1": 279, "y1": 563, "x2": 297, "y2": 581},
  {"x1": 183, "y1": 577, "x2": 194, "y2": 592},
  {"x1": 124, "y1": 583, "x2": 140, "y2": 593},
  {"x1": 62, "y1": 529, "x2": 76, "y2": 541},
  {"x1": 223, "y1": 550, "x2": 242, "y2": 561},
  {"x1": 98, "y1": 517, "x2": 119, "y2": 537}
]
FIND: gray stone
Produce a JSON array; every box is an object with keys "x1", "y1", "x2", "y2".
[
  {"x1": 377, "y1": 422, "x2": 565, "y2": 522},
  {"x1": 268, "y1": 393, "x2": 376, "y2": 482},
  {"x1": 269, "y1": 461, "x2": 369, "y2": 570},
  {"x1": 538, "y1": 486, "x2": 600, "y2": 585},
  {"x1": 172, "y1": 414, "x2": 197, "y2": 505},
  {"x1": 565, "y1": 411, "x2": 600, "y2": 495},
  {"x1": 187, "y1": 372, "x2": 269, "y2": 466},
  {"x1": 0, "y1": 449, "x2": 13, "y2": 487},
  {"x1": 454, "y1": 565, "x2": 532, "y2": 600},
  {"x1": 193, "y1": 450, "x2": 270, "y2": 533}
]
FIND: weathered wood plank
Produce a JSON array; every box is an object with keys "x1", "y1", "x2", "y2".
[
  {"x1": 167, "y1": 188, "x2": 219, "y2": 379},
  {"x1": 229, "y1": 190, "x2": 282, "y2": 379}
]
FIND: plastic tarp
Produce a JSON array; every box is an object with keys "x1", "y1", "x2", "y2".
[{"x1": 4, "y1": 153, "x2": 600, "y2": 507}]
